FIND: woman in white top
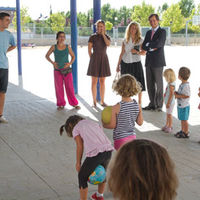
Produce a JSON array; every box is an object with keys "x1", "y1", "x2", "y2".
[{"x1": 116, "y1": 22, "x2": 146, "y2": 104}]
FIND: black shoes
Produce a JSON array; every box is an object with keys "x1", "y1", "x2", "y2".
[
  {"x1": 142, "y1": 105, "x2": 156, "y2": 111},
  {"x1": 142, "y1": 106, "x2": 162, "y2": 112}
]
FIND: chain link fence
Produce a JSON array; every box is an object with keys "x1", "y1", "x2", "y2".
[{"x1": 8, "y1": 24, "x2": 200, "y2": 46}]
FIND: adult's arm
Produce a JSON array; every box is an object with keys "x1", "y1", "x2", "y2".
[
  {"x1": 64, "y1": 45, "x2": 75, "y2": 68},
  {"x1": 142, "y1": 32, "x2": 150, "y2": 51},
  {"x1": 102, "y1": 33, "x2": 111, "y2": 46},
  {"x1": 88, "y1": 42, "x2": 93, "y2": 58},
  {"x1": 7, "y1": 45, "x2": 16, "y2": 52},
  {"x1": 45, "y1": 45, "x2": 58, "y2": 69},
  {"x1": 148, "y1": 29, "x2": 166, "y2": 49},
  {"x1": 116, "y1": 43, "x2": 125, "y2": 72}
]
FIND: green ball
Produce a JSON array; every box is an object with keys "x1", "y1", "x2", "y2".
[{"x1": 101, "y1": 106, "x2": 112, "y2": 124}]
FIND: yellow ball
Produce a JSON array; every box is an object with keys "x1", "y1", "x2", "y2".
[{"x1": 101, "y1": 106, "x2": 112, "y2": 124}]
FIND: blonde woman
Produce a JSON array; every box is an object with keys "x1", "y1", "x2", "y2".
[
  {"x1": 108, "y1": 139, "x2": 178, "y2": 200},
  {"x1": 116, "y1": 22, "x2": 146, "y2": 105},
  {"x1": 102, "y1": 74, "x2": 143, "y2": 150}
]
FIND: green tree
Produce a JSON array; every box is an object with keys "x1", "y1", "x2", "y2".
[
  {"x1": 12, "y1": 7, "x2": 32, "y2": 31},
  {"x1": 161, "y1": 4, "x2": 185, "y2": 33},
  {"x1": 77, "y1": 12, "x2": 88, "y2": 26},
  {"x1": 158, "y1": 3, "x2": 169, "y2": 14},
  {"x1": 49, "y1": 12, "x2": 66, "y2": 33},
  {"x1": 179, "y1": 0, "x2": 195, "y2": 18},
  {"x1": 187, "y1": 7, "x2": 200, "y2": 33},
  {"x1": 131, "y1": 2, "x2": 155, "y2": 26},
  {"x1": 118, "y1": 6, "x2": 133, "y2": 26},
  {"x1": 101, "y1": 3, "x2": 111, "y2": 22}
]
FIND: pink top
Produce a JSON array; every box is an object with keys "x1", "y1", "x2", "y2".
[{"x1": 73, "y1": 119, "x2": 114, "y2": 157}]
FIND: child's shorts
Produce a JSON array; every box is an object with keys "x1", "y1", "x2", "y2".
[
  {"x1": 178, "y1": 106, "x2": 190, "y2": 121},
  {"x1": 166, "y1": 103, "x2": 175, "y2": 114},
  {"x1": 114, "y1": 135, "x2": 136, "y2": 150}
]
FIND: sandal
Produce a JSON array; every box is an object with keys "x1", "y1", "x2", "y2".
[
  {"x1": 57, "y1": 106, "x2": 64, "y2": 110},
  {"x1": 100, "y1": 102, "x2": 108, "y2": 107},
  {"x1": 73, "y1": 105, "x2": 81, "y2": 110},
  {"x1": 175, "y1": 131, "x2": 190, "y2": 138}
]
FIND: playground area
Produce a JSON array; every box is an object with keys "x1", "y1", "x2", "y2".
[{"x1": 0, "y1": 45, "x2": 200, "y2": 200}]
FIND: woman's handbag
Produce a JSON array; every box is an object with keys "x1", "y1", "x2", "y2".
[
  {"x1": 112, "y1": 72, "x2": 121, "y2": 90},
  {"x1": 59, "y1": 67, "x2": 72, "y2": 76}
]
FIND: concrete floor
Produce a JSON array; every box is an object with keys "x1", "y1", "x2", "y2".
[{"x1": 0, "y1": 46, "x2": 200, "y2": 200}]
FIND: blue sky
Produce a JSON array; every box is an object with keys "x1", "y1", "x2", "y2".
[{"x1": 1, "y1": 0, "x2": 200, "y2": 19}]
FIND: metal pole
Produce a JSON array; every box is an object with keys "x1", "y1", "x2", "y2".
[
  {"x1": 16, "y1": 0, "x2": 22, "y2": 75},
  {"x1": 70, "y1": 0, "x2": 78, "y2": 94},
  {"x1": 93, "y1": 0, "x2": 101, "y2": 102}
]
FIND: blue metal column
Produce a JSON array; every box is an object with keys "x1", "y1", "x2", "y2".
[
  {"x1": 70, "y1": 0, "x2": 78, "y2": 94},
  {"x1": 93, "y1": 0, "x2": 101, "y2": 101},
  {"x1": 16, "y1": 0, "x2": 22, "y2": 75}
]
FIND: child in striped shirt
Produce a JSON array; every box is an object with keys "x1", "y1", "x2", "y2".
[{"x1": 102, "y1": 74, "x2": 143, "y2": 150}]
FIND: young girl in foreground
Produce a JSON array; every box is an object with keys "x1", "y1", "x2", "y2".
[
  {"x1": 60, "y1": 115, "x2": 113, "y2": 200},
  {"x1": 162, "y1": 68, "x2": 176, "y2": 133},
  {"x1": 46, "y1": 31, "x2": 80, "y2": 110},
  {"x1": 108, "y1": 139, "x2": 178, "y2": 200},
  {"x1": 102, "y1": 74, "x2": 143, "y2": 150}
]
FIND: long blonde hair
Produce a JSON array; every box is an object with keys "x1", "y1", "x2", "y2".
[{"x1": 125, "y1": 21, "x2": 142, "y2": 44}]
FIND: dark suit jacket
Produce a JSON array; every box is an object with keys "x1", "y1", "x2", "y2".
[{"x1": 142, "y1": 27, "x2": 166, "y2": 68}]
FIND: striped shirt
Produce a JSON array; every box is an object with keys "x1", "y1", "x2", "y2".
[{"x1": 113, "y1": 100, "x2": 139, "y2": 140}]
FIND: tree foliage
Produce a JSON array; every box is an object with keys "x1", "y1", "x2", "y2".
[
  {"x1": 49, "y1": 12, "x2": 66, "y2": 33},
  {"x1": 131, "y1": 2, "x2": 155, "y2": 26},
  {"x1": 179, "y1": 0, "x2": 195, "y2": 18},
  {"x1": 12, "y1": 7, "x2": 32, "y2": 31},
  {"x1": 161, "y1": 4, "x2": 185, "y2": 33}
]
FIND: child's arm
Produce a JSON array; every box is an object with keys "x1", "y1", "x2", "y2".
[
  {"x1": 166, "y1": 85, "x2": 175, "y2": 108},
  {"x1": 136, "y1": 105, "x2": 143, "y2": 126},
  {"x1": 102, "y1": 104, "x2": 119, "y2": 129},
  {"x1": 174, "y1": 92, "x2": 189, "y2": 99},
  {"x1": 74, "y1": 135, "x2": 83, "y2": 172}
]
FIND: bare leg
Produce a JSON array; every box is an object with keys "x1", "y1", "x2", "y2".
[
  {"x1": 98, "y1": 182, "x2": 106, "y2": 194},
  {"x1": 0, "y1": 92, "x2": 6, "y2": 116},
  {"x1": 167, "y1": 114, "x2": 173, "y2": 128},
  {"x1": 181, "y1": 120, "x2": 189, "y2": 133},
  {"x1": 165, "y1": 114, "x2": 169, "y2": 127},
  {"x1": 99, "y1": 77, "x2": 106, "y2": 104},
  {"x1": 91, "y1": 77, "x2": 98, "y2": 106},
  {"x1": 80, "y1": 187, "x2": 88, "y2": 200}
]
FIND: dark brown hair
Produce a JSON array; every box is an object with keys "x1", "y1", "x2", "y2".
[
  {"x1": 178, "y1": 67, "x2": 190, "y2": 81},
  {"x1": 60, "y1": 115, "x2": 84, "y2": 137},
  {"x1": 148, "y1": 13, "x2": 160, "y2": 21},
  {"x1": 56, "y1": 31, "x2": 65, "y2": 40},
  {"x1": 0, "y1": 12, "x2": 10, "y2": 20},
  {"x1": 108, "y1": 139, "x2": 178, "y2": 200}
]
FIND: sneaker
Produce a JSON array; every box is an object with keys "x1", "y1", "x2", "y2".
[
  {"x1": 142, "y1": 105, "x2": 156, "y2": 111},
  {"x1": 0, "y1": 115, "x2": 8, "y2": 123},
  {"x1": 90, "y1": 193, "x2": 104, "y2": 200},
  {"x1": 164, "y1": 127, "x2": 173, "y2": 133}
]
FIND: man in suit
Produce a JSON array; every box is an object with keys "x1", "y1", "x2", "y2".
[{"x1": 142, "y1": 14, "x2": 166, "y2": 111}]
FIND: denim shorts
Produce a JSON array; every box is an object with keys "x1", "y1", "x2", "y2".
[
  {"x1": 0, "y1": 69, "x2": 8, "y2": 93},
  {"x1": 178, "y1": 106, "x2": 190, "y2": 121}
]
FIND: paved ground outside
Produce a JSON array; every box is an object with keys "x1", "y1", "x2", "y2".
[{"x1": 0, "y1": 45, "x2": 200, "y2": 200}]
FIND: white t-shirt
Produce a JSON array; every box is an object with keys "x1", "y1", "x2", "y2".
[
  {"x1": 177, "y1": 82, "x2": 190, "y2": 108},
  {"x1": 122, "y1": 38, "x2": 143, "y2": 64}
]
